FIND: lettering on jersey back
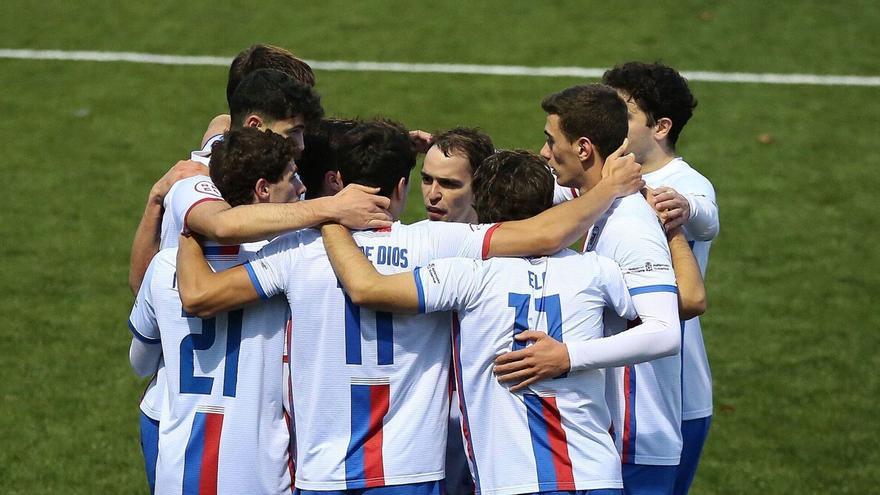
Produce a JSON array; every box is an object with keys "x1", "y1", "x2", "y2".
[
  {"x1": 359, "y1": 245, "x2": 409, "y2": 268},
  {"x1": 528, "y1": 271, "x2": 546, "y2": 290}
]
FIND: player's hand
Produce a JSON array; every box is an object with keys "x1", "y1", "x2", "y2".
[
  {"x1": 331, "y1": 184, "x2": 393, "y2": 230},
  {"x1": 652, "y1": 186, "x2": 690, "y2": 233},
  {"x1": 600, "y1": 139, "x2": 644, "y2": 197},
  {"x1": 493, "y1": 331, "x2": 570, "y2": 392},
  {"x1": 150, "y1": 160, "x2": 209, "y2": 205},
  {"x1": 408, "y1": 130, "x2": 434, "y2": 154}
]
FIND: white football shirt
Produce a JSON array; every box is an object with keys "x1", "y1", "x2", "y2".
[
  {"x1": 416, "y1": 251, "x2": 636, "y2": 495},
  {"x1": 129, "y1": 245, "x2": 292, "y2": 495},
  {"x1": 139, "y1": 136, "x2": 225, "y2": 421},
  {"x1": 584, "y1": 192, "x2": 682, "y2": 465},
  {"x1": 644, "y1": 157, "x2": 718, "y2": 420},
  {"x1": 244, "y1": 221, "x2": 490, "y2": 491}
]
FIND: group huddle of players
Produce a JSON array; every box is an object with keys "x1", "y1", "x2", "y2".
[{"x1": 126, "y1": 44, "x2": 719, "y2": 495}]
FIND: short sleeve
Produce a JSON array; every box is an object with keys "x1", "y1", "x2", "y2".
[
  {"x1": 595, "y1": 254, "x2": 637, "y2": 320},
  {"x1": 244, "y1": 234, "x2": 300, "y2": 300},
  {"x1": 416, "y1": 257, "x2": 483, "y2": 313},
  {"x1": 417, "y1": 222, "x2": 501, "y2": 261},
  {"x1": 603, "y1": 198, "x2": 677, "y2": 294},
  {"x1": 128, "y1": 254, "x2": 162, "y2": 344},
  {"x1": 165, "y1": 176, "x2": 225, "y2": 233}
]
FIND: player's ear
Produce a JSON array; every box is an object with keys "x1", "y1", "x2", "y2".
[
  {"x1": 324, "y1": 171, "x2": 343, "y2": 195},
  {"x1": 334, "y1": 171, "x2": 345, "y2": 190},
  {"x1": 254, "y1": 178, "x2": 271, "y2": 202},
  {"x1": 654, "y1": 117, "x2": 673, "y2": 141},
  {"x1": 394, "y1": 177, "x2": 408, "y2": 201},
  {"x1": 244, "y1": 114, "x2": 264, "y2": 129},
  {"x1": 575, "y1": 137, "x2": 593, "y2": 162}
]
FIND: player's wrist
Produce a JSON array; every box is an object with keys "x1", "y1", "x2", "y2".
[
  {"x1": 592, "y1": 179, "x2": 619, "y2": 202},
  {"x1": 314, "y1": 196, "x2": 341, "y2": 224}
]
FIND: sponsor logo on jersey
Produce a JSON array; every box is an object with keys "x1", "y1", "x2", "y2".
[
  {"x1": 623, "y1": 261, "x2": 672, "y2": 274},
  {"x1": 194, "y1": 180, "x2": 222, "y2": 197}
]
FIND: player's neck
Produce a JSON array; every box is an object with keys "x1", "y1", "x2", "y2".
[
  {"x1": 640, "y1": 147, "x2": 677, "y2": 175},
  {"x1": 578, "y1": 158, "x2": 604, "y2": 195}
]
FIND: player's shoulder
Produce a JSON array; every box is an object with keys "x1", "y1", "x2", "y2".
[
  {"x1": 601, "y1": 194, "x2": 668, "y2": 254},
  {"x1": 608, "y1": 192, "x2": 659, "y2": 226},
  {"x1": 264, "y1": 228, "x2": 316, "y2": 252},
  {"x1": 550, "y1": 248, "x2": 607, "y2": 277},
  {"x1": 164, "y1": 174, "x2": 220, "y2": 207},
  {"x1": 144, "y1": 247, "x2": 179, "y2": 290},
  {"x1": 657, "y1": 157, "x2": 716, "y2": 193}
]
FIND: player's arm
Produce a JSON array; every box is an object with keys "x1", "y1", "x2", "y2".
[
  {"x1": 129, "y1": 340, "x2": 161, "y2": 378},
  {"x1": 128, "y1": 253, "x2": 164, "y2": 377},
  {"x1": 668, "y1": 229, "x2": 707, "y2": 319},
  {"x1": 653, "y1": 186, "x2": 719, "y2": 241},
  {"x1": 129, "y1": 160, "x2": 209, "y2": 295},
  {"x1": 494, "y1": 259, "x2": 681, "y2": 391},
  {"x1": 175, "y1": 234, "x2": 261, "y2": 318},
  {"x1": 185, "y1": 184, "x2": 393, "y2": 245},
  {"x1": 321, "y1": 224, "x2": 421, "y2": 313},
  {"x1": 201, "y1": 114, "x2": 231, "y2": 148},
  {"x1": 485, "y1": 140, "x2": 644, "y2": 258}
]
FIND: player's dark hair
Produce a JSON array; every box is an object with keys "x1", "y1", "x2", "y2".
[
  {"x1": 432, "y1": 127, "x2": 495, "y2": 176},
  {"x1": 541, "y1": 84, "x2": 628, "y2": 159},
  {"x1": 602, "y1": 61, "x2": 697, "y2": 148},
  {"x1": 335, "y1": 119, "x2": 416, "y2": 198},
  {"x1": 298, "y1": 118, "x2": 360, "y2": 199},
  {"x1": 226, "y1": 44, "x2": 316, "y2": 107},
  {"x1": 229, "y1": 69, "x2": 324, "y2": 128},
  {"x1": 472, "y1": 150, "x2": 554, "y2": 223},
  {"x1": 209, "y1": 127, "x2": 297, "y2": 207}
]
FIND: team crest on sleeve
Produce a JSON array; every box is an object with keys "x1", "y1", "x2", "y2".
[{"x1": 194, "y1": 180, "x2": 222, "y2": 198}]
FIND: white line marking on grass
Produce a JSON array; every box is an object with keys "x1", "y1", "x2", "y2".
[{"x1": 2, "y1": 48, "x2": 879, "y2": 87}]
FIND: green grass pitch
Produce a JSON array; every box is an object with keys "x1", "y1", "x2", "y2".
[{"x1": 1, "y1": 1, "x2": 878, "y2": 493}]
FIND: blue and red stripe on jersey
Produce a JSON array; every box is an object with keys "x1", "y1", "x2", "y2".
[
  {"x1": 345, "y1": 379, "x2": 390, "y2": 488},
  {"x1": 523, "y1": 394, "x2": 575, "y2": 491},
  {"x1": 203, "y1": 245, "x2": 241, "y2": 263},
  {"x1": 451, "y1": 313, "x2": 481, "y2": 492},
  {"x1": 182, "y1": 408, "x2": 224, "y2": 495},
  {"x1": 621, "y1": 366, "x2": 638, "y2": 464}
]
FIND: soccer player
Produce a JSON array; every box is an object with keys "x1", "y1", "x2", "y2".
[
  {"x1": 297, "y1": 118, "x2": 360, "y2": 199},
  {"x1": 417, "y1": 126, "x2": 495, "y2": 494},
  {"x1": 494, "y1": 84, "x2": 703, "y2": 494},
  {"x1": 602, "y1": 62, "x2": 718, "y2": 494},
  {"x1": 127, "y1": 69, "x2": 388, "y2": 493},
  {"x1": 318, "y1": 149, "x2": 706, "y2": 495},
  {"x1": 420, "y1": 128, "x2": 495, "y2": 223},
  {"x1": 198, "y1": 43, "x2": 317, "y2": 150},
  {"x1": 173, "y1": 119, "x2": 644, "y2": 493},
  {"x1": 128, "y1": 127, "x2": 303, "y2": 494}
]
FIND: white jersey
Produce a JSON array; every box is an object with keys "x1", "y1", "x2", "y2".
[
  {"x1": 556, "y1": 186, "x2": 682, "y2": 465},
  {"x1": 245, "y1": 221, "x2": 491, "y2": 490},
  {"x1": 416, "y1": 252, "x2": 636, "y2": 495},
  {"x1": 129, "y1": 245, "x2": 292, "y2": 495},
  {"x1": 139, "y1": 136, "x2": 225, "y2": 420},
  {"x1": 644, "y1": 158, "x2": 718, "y2": 420}
]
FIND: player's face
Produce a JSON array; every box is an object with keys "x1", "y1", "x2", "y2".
[
  {"x1": 268, "y1": 160, "x2": 306, "y2": 203},
  {"x1": 420, "y1": 146, "x2": 477, "y2": 223},
  {"x1": 265, "y1": 115, "x2": 307, "y2": 156},
  {"x1": 617, "y1": 91, "x2": 654, "y2": 163},
  {"x1": 540, "y1": 114, "x2": 582, "y2": 188}
]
